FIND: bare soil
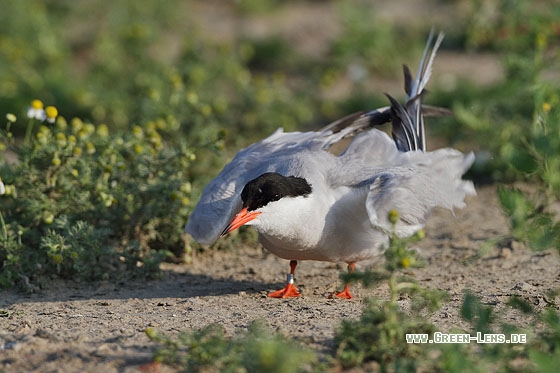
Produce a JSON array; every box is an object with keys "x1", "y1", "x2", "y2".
[
  {"x1": 2, "y1": 2, "x2": 559, "y2": 372},
  {"x1": 1, "y1": 185, "x2": 559, "y2": 372}
]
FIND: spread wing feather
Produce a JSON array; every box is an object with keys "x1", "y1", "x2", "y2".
[{"x1": 186, "y1": 31, "x2": 476, "y2": 246}]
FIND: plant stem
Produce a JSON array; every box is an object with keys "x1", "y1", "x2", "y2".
[
  {"x1": 24, "y1": 119, "x2": 34, "y2": 146},
  {"x1": 0, "y1": 211, "x2": 7, "y2": 242},
  {"x1": 395, "y1": 282, "x2": 418, "y2": 293},
  {"x1": 389, "y1": 273, "x2": 397, "y2": 305}
]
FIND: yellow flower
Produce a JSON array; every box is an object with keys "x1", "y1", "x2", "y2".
[
  {"x1": 542, "y1": 102, "x2": 551, "y2": 113},
  {"x1": 132, "y1": 125, "x2": 143, "y2": 139},
  {"x1": 145, "y1": 121, "x2": 156, "y2": 133},
  {"x1": 85, "y1": 142, "x2": 96, "y2": 154},
  {"x1": 149, "y1": 134, "x2": 162, "y2": 149},
  {"x1": 56, "y1": 116, "x2": 67, "y2": 130},
  {"x1": 77, "y1": 129, "x2": 88, "y2": 140},
  {"x1": 180, "y1": 182, "x2": 192, "y2": 193},
  {"x1": 400, "y1": 257, "x2": 411, "y2": 268},
  {"x1": 186, "y1": 91, "x2": 198, "y2": 105},
  {"x1": 35, "y1": 126, "x2": 50, "y2": 144},
  {"x1": 2, "y1": 183, "x2": 14, "y2": 196},
  {"x1": 415, "y1": 229, "x2": 426, "y2": 240},
  {"x1": 71, "y1": 117, "x2": 83, "y2": 133},
  {"x1": 388, "y1": 209, "x2": 399, "y2": 224},
  {"x1": 72, "y1": 147, "x2": 82, "y2": 157},
  {"x1": 45, "y1": 106, "x2": 58, "y2": 123},
  {"x1": 400, "y1": 258, "x2": 410, "y2": 268},
  {"x1": 27, "y1": 99, "x2": 46, "y2": 121},
  {"x1": 97, "y1": 124, "x2": 109, "y2": 137},
  {"x1": 100, "y1": 192, "x2": 115, "y2": 207},
  {"x1": 55, "y1": 132, "x2": 67, "y2": 147},
  {"x1": 84, "y1": 123, "x2": 95, "y2": 135},
  {"x1": 44, "y1": 214, "x2": 55, "y2": 225},
  {"x1": 71, "y1": 169, "x2": 79, "y2": 177},
  {"x1": 155, "y1": 118, "x2": 168, "y2": 130},
  {"x1": 31, "y1": 99, "x2": 43, "y2": 109},
  {"x1": 52, "y1": 156, "x2": 61, "y2": 166},
  {"x1": 52, "y1": 254, "x2": 63, "y2": 265},
  {"x1": 67, "y1": 135, "x2": 77, "y2": 145},
  {"x1": 145, "y1": 328, "x2": 158, "y2": 339}
]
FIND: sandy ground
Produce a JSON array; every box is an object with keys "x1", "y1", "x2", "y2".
[
  {"x1": 1, "y1": 184, "x2": 559, "y2": 372},
  {"x1": 2, "y1": 2, "x2": 559, "y2": 372}
]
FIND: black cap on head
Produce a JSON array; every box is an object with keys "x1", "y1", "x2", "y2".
[{"x1": 241, "y1": 172, "x2": 312, "y2": 211}]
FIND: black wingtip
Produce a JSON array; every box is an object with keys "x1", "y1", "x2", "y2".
[
  {"x1": 403, "y1": 64, "x2": 412, "y2": 96},
  {"x1": 385, "y1": 31, "x2": 445, "y2": 153},
  {"x1": 385, "y1": 93, "x2": 416, "y2": 152}
]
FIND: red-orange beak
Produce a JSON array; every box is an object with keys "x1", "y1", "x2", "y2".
[{"x1": 221, "y1": 207, "x2": 261, "y2": 237}]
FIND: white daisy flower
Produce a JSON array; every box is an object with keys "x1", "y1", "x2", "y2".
[{"x1": 27, "y1": 99, "x2": 46, "y2": 121}]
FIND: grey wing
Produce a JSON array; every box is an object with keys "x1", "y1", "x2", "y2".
[
  {"x1": 325, "y1": 129, "x2": 476, "y2": 236},
  {"x1": 185, "y1": 129, "x2": 336, "y2": 244},
  {"x1": 365, "y1": 149, "x2": 476, "y2": 237},
  {"x1": 185, "y1": 107, "x2": 400, "y2": 245}
]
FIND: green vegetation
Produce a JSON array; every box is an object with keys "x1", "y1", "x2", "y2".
[
  {"x1": 333, "y1": 228, "x2": 560, "y2": 373},
  {"x1": 1, "y1": 0, "x2": 559, "y2": 371},
  {"x1": 147, "y1": 217, "x2": 560, "y2": 372},
  {"x1": 146, "y1": 321, "x2": 317, "y2": 373},
  {"x1": 0, "y1": 110, "x2": 198, "y2": 288},
  {"x1": 334, "y1": 217, "x2": 440, "y2": 370},
  {"x1": 456, "y1": 0, "x2": 560, "y2": 253}
]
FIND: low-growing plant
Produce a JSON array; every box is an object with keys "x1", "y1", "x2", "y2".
[
  {"x1": 498, "y1": 187, "x2": 560, "y2": 252},
  {"x1": 0, "y1": 105, "x2": 205, "y2": 288},
  {"x1": 437, "y1": 0, "x2": 560, "y2": 254},
  {"x1": 146, "y1": 321, "x2": 317, "y2": 373},
  {"x1": 335, "y1": 299, "x2": 436, "y2": 371},
  {"x1": 0, "y1": 0, "x2": 320, "y2": 150},
  {"x1": 492, "y1": 44, "x2": 560, "y2": 253},
  {"x1": 329, "y1": 2, "x2": 419, "y2": 76},
  {"x1": 336, "y1": 284, "x2": 560, "y2": 372},
  {"x1": 334, "y1": 211, "x2": 444, "y2": 370},
  {"x1": 433, "y1": 291, "x2": 560, "y2": 372},
  {"x1": 146, "y1": 208, "x2": 560, "y2": 372},
  {"x1": 334, "y1": 209, "x2": 560, "y2": 371}
]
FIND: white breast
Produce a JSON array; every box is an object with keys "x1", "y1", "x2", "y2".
[{"x1": 249, "y1": 185, "x2": 387, "y2": 263}]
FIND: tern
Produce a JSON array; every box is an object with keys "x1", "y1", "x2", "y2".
[{"x1": 185, "y1": 31, "x2": 475, "y2": 299}]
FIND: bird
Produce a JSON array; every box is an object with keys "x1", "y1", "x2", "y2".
[{"x1": 185, "y1": 31, "x2": 476, "y2": 299}]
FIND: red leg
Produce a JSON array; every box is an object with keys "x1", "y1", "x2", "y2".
[
  {"x1": 268, "y1": 260, "x2": 301, "y2": 298},
  {"x1": 333, "y1": 263, "x2": 355, "y2": 299}
]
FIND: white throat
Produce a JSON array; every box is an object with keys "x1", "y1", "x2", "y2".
[{"x1": 248, "y1": 194, "x2": 325, "y2": 251}]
